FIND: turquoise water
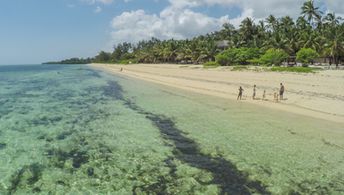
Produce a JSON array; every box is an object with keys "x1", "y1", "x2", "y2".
[{"x1": 0, "y1": 64, "x2": 343, "y2": 194}]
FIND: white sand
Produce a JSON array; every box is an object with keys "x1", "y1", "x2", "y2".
[{"x1": 91, "y1": 63, "x2": 344, "y2": 123}]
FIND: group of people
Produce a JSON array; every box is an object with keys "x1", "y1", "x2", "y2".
[{"x1": 237, "y1": 83, "x2": 285, "y2": 102}]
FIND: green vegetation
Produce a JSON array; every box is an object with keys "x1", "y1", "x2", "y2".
[
  {"x1": 296, "y1": 48, "x2": 319, "y2": 66},
  {"x1": 43, "y1": 58, "x2": 92, "y2": 64},
  {"x1": 270, "y1": 66, "x2": 319, "y2": 73},
  {"x1": 215, "y1": 53, "x2": 230, "y2": 66},
  {"x1": 118, "y1": 59, "x2": 138, "y2": 65},
  {"x1": 203, "y1": 61, "x2": 220, "y2": 68},
  {"x1": 258, "y1": 49, "x2": 289, "y2": 66},
  {"x1": 215, "y1": 47, "x2": 261, "y2": 66},
  {"x1": 227, "y1": 65, "x2": 320, "y2": 73},
  {"x1": 231, "y1": 65, "x2": 249, "y2": 71},
  {"x1": 54, "y1": 1, "x2": 343, "y2": 69},
  {"x1": 94, "y1": 51, "x2": 111, "y2": 63}
]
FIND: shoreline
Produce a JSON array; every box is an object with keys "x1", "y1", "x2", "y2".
[{"x1": 90, "y1": 63, "x2": 344, "y2": 124}]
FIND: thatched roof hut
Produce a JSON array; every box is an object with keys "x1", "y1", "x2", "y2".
[{"x1": 216, "y1": 40, "x2": 230, "y2": 49}]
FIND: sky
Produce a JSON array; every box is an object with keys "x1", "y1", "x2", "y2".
[{"x1": 0, "y1": 0, "x2": 343, "y2": 65}]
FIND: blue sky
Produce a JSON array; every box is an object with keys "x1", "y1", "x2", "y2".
[
  {"x1": 0, "y1": 0, "x2": 168, "y2": 64},
  {"x1": 0, "y1": 0, "x2": 342, "y2": 65}
]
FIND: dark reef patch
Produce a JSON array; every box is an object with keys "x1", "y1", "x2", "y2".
[
  {"x1": 56, "y1": 180, "x2": 69, "y2": 186},
  {"x1": 46, "y1": 148, "x2": 89, "y2": 169},
  {"x1": 0, "y1": 106, "x2": 13, "y2": 119},
  {"x1": 86, "y1": 69, "x2": 102, "y2": 78},
  {"x1": 0, "y1": 143, "x2": 7, "y2": 150},
  {"x1": 56, "y1": 131, "x2": 74, "y2": 140},
  {"x1": 102, "y1": 80, "x2": 124, "y2": 100},
  {"x1": 97, "y1": 143, "x2": 113, "y2": 161},
  {"x1": 133, "y1": 157, "x2": 178, "y2": 194},
  {"x1": 133, "y1": 175, "x2": 171, "y2": 195},
  {"x1": 52, "y1": 90, "x2": 76, "y2": 101},
  {"x1": 8, "y1": 163, "x2": 44, "y2": 194},
  {"x1": 87, "y1": 167, "x2": 95, "y2": 177},
  {"x1": 103, "y1": 80, "x2": 270, "y2": 194},
  {"x1": 31, "y1": 115, "x2": 63, "y2": 126},
  {"x1": 288, "y1": 179, "x2": 332, "y2": 194},
  {"x1": 142, "y1": 111, "x2": 269, "y2": 195}
]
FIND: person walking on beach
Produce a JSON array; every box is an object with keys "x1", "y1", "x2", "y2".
[
  {"x1": 252, "y1": 85, "x2": 257, "y2": 100},
  {"x1": 262, "y1": 90, "x2": 266, "y2": 100},
  {"x1": 237, "y1": 86, "x2": 244, "y2": 100},
  {"x1": 279, "y1": 83, "x2": 285, "y2": 100}
]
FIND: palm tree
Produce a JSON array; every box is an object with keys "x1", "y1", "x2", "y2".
[
  {"x1": 198, "y1": 39, "x2": 218, "y2": 62},
  {"x1": 216, "y1": 23, "x2": 235, "y2": 40},
  {"x1": 266, "y1": 15, "x2": 279, "y2": 32},
  {"x1": 323, "y1": 18, "x2": 344, "y2": 68},
  {"x1": 95, "y1": 51, "x2": 111, "y2": 63},
  {"x1": 90, "y1": 2, "x2": 343, "y2": 67},
  {"x1": 280, "y1": 16, "x2": 294, "y2": 30},
  {"x1": 301, "y1": 0, "x2": 322, "y2": 27},
  {"x1": 255, "y1": 20, "x2": 267, "y2": 48},
  {"x1": 189, "y1": 39, "x2": 202, "y2": 64},
  {"x1": 323, "y1": 13, "x2": 342, "y2": 27},
  {"x1": 176, "y1": 41, "x2": 193, "y2": 64},
  {"x1": 278, "y1": 16, "x2": 300, "y2": 55},
  {"x1": 239, "y1": 17, "x2": 257, "y2": 47}
]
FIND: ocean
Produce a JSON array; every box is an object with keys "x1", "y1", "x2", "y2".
[{"x1": 0, "y1": 64, "x2": 343, "y2": 194}]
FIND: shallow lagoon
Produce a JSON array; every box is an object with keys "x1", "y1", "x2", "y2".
[{"x1": 0, "y1": 64, "x2": 343, "y2": 194}]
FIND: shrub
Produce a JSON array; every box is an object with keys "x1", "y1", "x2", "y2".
[
  {"x1": 248, "y1": 58, "x2": 261, "y2": 65},
  {"x1": 118, "y1": 59, "x2": 138, "y2": 64},
  {"x1": 215, "y1": 47, "x2": 261, "y2": 66},
  {"x1": 270, "y1": 67, "x2": 318, "y2": 73},
  {"x1": 259, "y1": 49, "x2": 288, "y2": 66},
  {"x1": 235, "y1": 48, "x2": 261, "y2": 64},
  {"x1": 215, "y1": 53, "x2": 230, "y2": 66},
  {"x1": 203, "y1": 61, "x2": 220, "y2": 68},
  {"x1": 296, "y1": 48, "x2": 319, "y2": 67},
  {"x1": 121, "y1": 53, "x2": 136, "y2": 60},
  {"x1": 231, "y1": 65, "x2": 249, "y2": 71}
]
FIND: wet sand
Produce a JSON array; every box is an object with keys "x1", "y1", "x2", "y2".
[{"x1": 91, "y1": 63, "x2": 344, "y2": 123}]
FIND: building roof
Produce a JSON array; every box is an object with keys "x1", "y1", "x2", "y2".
[{"x1": 216, "y1": 40, "x2": 230, "y2": 48}]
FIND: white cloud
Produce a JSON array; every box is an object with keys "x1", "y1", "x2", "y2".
[
  {"x1": 110, "y1": 8, "x2": 230, "y2": 44},
  {"x1": 241, "y1": 0, "x2": 305, "y2": 18},
  {"x1": 229, "y1": 8, "x2": 253, "y2": 27},
  {"x1": 169, "y1": 0, "x2": 238, "y2": 8},
  {"x1": 109, "y1": 0, "x2": 344, "y2": 45},
  {"x1": 98, "y1": 0, "x2": 114, "y2": 4},
  {"x1": 168, "y1": 0, "x2": 344, "y2": 18},
  {"x1": 326, "y1": 0, "x2": 344, "y2": 15},
  {"x1": 94, "y1": 6, "x2": 102, "y2": 13},
  {"x1": 81, "y1": 0, "x2": 114, "y2": 5}
]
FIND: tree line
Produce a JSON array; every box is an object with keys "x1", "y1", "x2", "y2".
[
  {"x1": 56, "y1": 1, "x2": 344, "y2": 67},
  {"x1": 43, "y1": 58, "x2": 93, "y2": 65}
]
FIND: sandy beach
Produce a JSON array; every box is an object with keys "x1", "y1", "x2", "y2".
[{"x1": 91, "y1": 63, "x2": 344, "y2": 123}]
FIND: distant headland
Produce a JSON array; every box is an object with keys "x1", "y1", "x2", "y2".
[{"x1": 42, "y1": 58, "x2": 93, "y2": 65}]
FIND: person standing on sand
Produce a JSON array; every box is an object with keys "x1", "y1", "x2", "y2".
[
  {"x1": 252, "y1": 85, "x2": 257, "y2": 100},
  {"x1": 262, "y1": 90, "x2": 266, "y2": 100},
  {"x1": 274, "y1": 92, "x2": 279, "y2": 102},
  {"x1": 280, "y1": 83, "x2": 285, "y2": 100},
  {"x1": 237, "y1": 86, "x2": 244, "y2": 100}
]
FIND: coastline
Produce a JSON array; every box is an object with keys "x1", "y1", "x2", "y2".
[{"x1": 90, "y1": 63, "x2": 344, "y2": 124}]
